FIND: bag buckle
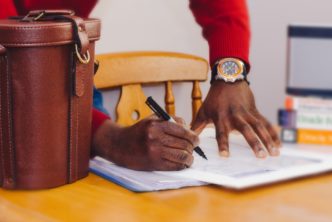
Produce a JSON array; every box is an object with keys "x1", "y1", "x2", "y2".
[
  {"x1": 75, "y1": 44, "x2": 90, "y2": 64},
  {"x1": 22, "y1": 11, "x2": 45, "y2": 22},
  {"x1": 21, "y1": 10, "x2": 75, "y2": 22}
]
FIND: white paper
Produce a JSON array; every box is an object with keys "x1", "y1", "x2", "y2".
[
  {"x1": 157, "y1": 128, "x2": 332, "y2": 189},
  {"x1": 90, "y1": 128, "x2": 332, "y2": 191}
]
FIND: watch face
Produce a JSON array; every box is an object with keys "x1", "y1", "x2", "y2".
[
  {"x1": 216, "y1": 58, "x2": 244, "y2": 82},
  {"x1": 222, "y1": 61, "x2": 240, "y2": 76}
]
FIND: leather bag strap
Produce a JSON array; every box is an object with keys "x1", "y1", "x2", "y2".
[
  {"x1": 0, "y1": 44, "x2": 16, "y2": 188},
  {"x1": 68, "y1": 52, "x2": 88, "y2": 183},
  {"x1": 20, "y1": 10, "x2": 90, "y2": 58}
]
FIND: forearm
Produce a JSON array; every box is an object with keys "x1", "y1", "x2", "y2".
[{"x1": 189, "y1": 0, "x2": 251, "y2": 66}]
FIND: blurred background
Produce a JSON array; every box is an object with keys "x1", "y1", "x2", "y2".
[{"x1": 90, "y1": 0, "x2": 332, "y2": 124}]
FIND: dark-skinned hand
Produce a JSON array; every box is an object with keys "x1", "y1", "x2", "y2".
[
  {"x1": 93, "y1": 115, "x2": 199, "y2": 171},
  {"x1": 191, "y1": 81, "x2": 281, "y2": 158}
]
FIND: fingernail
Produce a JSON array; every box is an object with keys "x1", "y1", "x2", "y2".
[
  {"x1": 219, "y1": 151, "x2": 229, "y2": 157},
  {"x1": 257, "y1": 149, "x2": 266, "y2": 158}
]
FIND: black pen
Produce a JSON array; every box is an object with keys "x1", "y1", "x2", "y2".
[{"x1": 145, "y1": 96, "x2": 207, "y2": 160}]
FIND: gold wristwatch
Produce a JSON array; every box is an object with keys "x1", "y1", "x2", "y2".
[{"x1": 211, "y1": 58, "x2": 248, "y2": 84}]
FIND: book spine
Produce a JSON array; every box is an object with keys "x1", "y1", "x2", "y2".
[
  {"x1": 278, "y1": 109, "x2": 332, "y2": 130},
  {"x1": 285, "y1": 96, "x2": 332, "y2": 112},
  {"x1": 281, "y1": 128, "x2": 332, "y2": 146}
]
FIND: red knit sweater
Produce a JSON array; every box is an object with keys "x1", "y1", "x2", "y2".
[{"x1": 0, "y1": 0, "x2": 251, "y2": 134}]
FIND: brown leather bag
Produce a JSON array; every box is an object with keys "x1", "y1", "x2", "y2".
[{"x1": 0, "y1": 10, "x2": 101, "y2": 189}]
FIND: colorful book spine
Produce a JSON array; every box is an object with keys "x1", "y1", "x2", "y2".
[
  {"x1": 281, "y1": 128, "x2": 332, "y2": 146},
  {"x1": 278, "y1": 109, "x2": 332, "y2": 130},
  {"x1": 285, "y1": 96, "x2": 332, "y2": 112}
]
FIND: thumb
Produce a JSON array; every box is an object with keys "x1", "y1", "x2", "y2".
[{"x1": 191, "y1": 108, "x2": 208, "y2": 135}]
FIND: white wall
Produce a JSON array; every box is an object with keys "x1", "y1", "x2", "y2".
[{"x1": 91, "y1": 0, "x2": 332, "y2": 124}]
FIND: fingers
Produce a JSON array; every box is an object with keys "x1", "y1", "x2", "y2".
[
  {"x1": 158, "y1": 134, "x2": 194, "y2": 154},
  {"x1": 161, "y1": 121, "x2": 199, "y2": 147},
  {"x1": 141, "y1": 118, "x2": 197, "y2": 171},
  {"x1": 160, "y1": 148, "x2": 193, "y2": 167},
  {"x1": 154, "y1": 160, "x2": 187, "y2": 171},
  {"x1": 214, "y1": 119, "x2": 230, "y2": 157},
  {"x1": 191, "y1": 108, "x2": 208, "y2": 135},
  {"x1": 258, "y1": 114, "x2": 282, "y2": 148},
  {"x1": 233, "y1": 116, "x2": 267, "y2": 158},
  {"x1": 246, "y1": 113, "x2": 279, "y2": 156}
]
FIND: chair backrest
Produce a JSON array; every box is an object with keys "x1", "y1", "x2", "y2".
[{"x1": 94, "y1": 51, "x2": 209, "y2": 126}]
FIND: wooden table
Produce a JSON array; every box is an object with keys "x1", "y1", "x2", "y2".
[{"x1": 1, "y1": 146, "x2": 332, "y2": 222}]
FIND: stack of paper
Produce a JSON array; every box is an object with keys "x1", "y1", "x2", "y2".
[
  {"x1": 90, "y1": 128, "x2": 332, "y2": 192},
  {"x1": 90, "y1": 157, "x2": 206, "y2": 192}
]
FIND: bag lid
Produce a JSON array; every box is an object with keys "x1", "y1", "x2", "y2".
[{"x1": 0, "y1": 10, "x2": 100, "y2": 48}]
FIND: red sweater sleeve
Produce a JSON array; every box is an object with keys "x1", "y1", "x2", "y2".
[
  {"x1": 92, "y1": 109, "x2": 109, "y2": 135},
  {"x1": 0, "y1": 0, "x2": 18, "y2": 18},
  {"x1": 189, "y1": 0, "x2": 251, "y2": 67}
]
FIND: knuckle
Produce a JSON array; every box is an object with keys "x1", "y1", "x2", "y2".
[
  {"x1": 146, "y1": 131, "x2": 155, "y2": 141},
  {"x1": 240, "y1": 124, "x2": 251, "y2": 132},
  {"x1": 216, "y1": 110, "x2": 227, "y2": 121},
  {"x1": 251, "y1": 140, "x2": 261, "y2": 149},
  {"x1": 216, "y1": 130, "x2": 226, "y2": 139},
  {"x1": 176, "y1": 117, "x2": 186, "y2": 125},
  {"x1": 146, "y1": 119, "x2": 158, "y2": 130},
  {"x1": 250, "y1": 108, "x2": 260, "y2": 116},
  {"x1": 253, "y1": 120, "x2": 264, "y2": 129},
  {"x1": 160, "y1": 136, "x2": 169, "y2": 145},
  {"x1": 228, "y1": 105, "x2": 245, "y2": 116},
  {"x1": 228, "y1": 105, "x2": 238, "y2": 115}
]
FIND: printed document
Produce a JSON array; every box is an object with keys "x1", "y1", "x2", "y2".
[{"x1": 90, "y1": 128, "x2": 332, "y2": 192}]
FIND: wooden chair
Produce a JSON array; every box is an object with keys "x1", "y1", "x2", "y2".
[{"x1": 94, "y1": 51, "x2": 209, "y2": 126}]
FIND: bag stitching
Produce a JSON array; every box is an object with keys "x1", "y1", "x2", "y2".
[
  {"x1": 6, "y1": 55, "x2": 14, "y2": 186},
  {"x1": 0, "y1": 38, "x2": 99, "y2": 47},
  {"x1": 0, "y1": 20, "x2": 101, "y2": 31},
  {"x1": 0, "y1": 57, "x2": 5, "y2": 185},
  {"x1": 76, "y1": 98, "x2": 79, "y2": 180}
]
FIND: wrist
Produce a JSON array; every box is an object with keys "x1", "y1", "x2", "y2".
[
  {"x1": 210, "y1": 79, "x2": 248, "y2": 89},
  {"x1": 92, "y1": 120, "x2": 125, "y2": 161}
]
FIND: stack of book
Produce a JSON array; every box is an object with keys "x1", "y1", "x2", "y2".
[{"x1": 279, "y1": 96, "x2": 332, "y2": 145}]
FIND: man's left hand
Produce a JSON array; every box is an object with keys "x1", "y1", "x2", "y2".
[{"x1": 191, "y1": 80, "x2": 281, "y2": 158}]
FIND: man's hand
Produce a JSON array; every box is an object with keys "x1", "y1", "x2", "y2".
[
  {"x1": 93, "y1": 116, "x2": 199, "y2": 171},
  {"x1": 191, "y1": 81, "x2": 281, "y2": 158}
]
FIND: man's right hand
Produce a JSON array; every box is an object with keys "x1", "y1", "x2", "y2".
[{"x1": 92, "y1": 116, "x2": 199, "y2": 171}]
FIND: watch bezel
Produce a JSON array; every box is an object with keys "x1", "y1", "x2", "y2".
[{"x1": 216, "y1": 58, "x2": 245, "y2": 82}]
